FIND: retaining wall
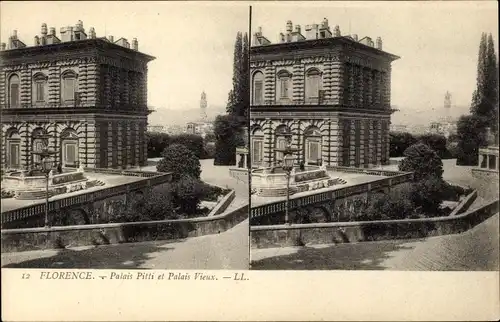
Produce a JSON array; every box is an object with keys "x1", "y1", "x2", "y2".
[
  {"x1": 250, "y1": 199, "x2": 499, "y2": 249},
  {"x1": 1, "y1": 203, "x2": 249, "y2": 253}
]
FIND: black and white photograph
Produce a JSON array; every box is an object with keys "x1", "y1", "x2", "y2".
[
  {"x1": 249, "y1": 2, "x2": 499, "y2": 271},
  {"x1": 0, "y1": 1, "x2": 250, "y2": 270}
]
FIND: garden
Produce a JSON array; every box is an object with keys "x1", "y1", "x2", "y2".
[{"x1": 98, "y1": 143, "x2": 231, "y2": 224}]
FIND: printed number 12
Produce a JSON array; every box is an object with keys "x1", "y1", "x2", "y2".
[{"x1": 22, "y1": 273, "x2": 30, "y2": 279}]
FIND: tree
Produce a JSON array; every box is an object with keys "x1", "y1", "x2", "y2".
[
  {"x1": 470, "y1": 33, "x2": 499, "y2": 141},
  {"x1": 147, "y1": 132, "x2": 170, "y2": 158},
  {"x1": 366, "y1": 188, "x2": 414, "y2": 221},
  {"x1": 389, "y1": 131, "x2": 417, "y2": 157},
  {"x1": 456, "y1": 114, "x2": 488, "y2": 165},
  {"x1": 157, "y1": 144, "x2": 201, "y2": 181},
  {"x1": 399, "y1": 143, "x2": 444, "y2": 181},
  {"x1": 213, "y1": 114, "x2": 244, "y2": 165},
  {"x1": 417, "y1": 133, "x2": 449, "y2": 159},
  {"x1": 172, "y1": 175, "x2": 208, "y2": 216},
  {"x1": 226, "y1": 32, "x2": 249, "y2": 122},
  {"x1": 409, "y1": 177, "x2": 446, "y2": 216},
  {"x1": 169, "y1": 134, "x2": 204, "y2": 159}
]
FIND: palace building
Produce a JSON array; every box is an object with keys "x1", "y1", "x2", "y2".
[
  {"x1": 250, "y1": 19, "x2": 400, "y2": 168},
  {"x1": 0, "y1": 21, "x2": 155, "y2": 170}
]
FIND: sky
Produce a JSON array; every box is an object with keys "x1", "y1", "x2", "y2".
[
  {"x1": 1, "y1": 1, "x2": 498, "y2": 126},
  {"x1": 0, "y1": 1, "x2": 249, "y2": 113},
  {"x1": 252, "y1": 1, "x2": 499, "y2": 126}
]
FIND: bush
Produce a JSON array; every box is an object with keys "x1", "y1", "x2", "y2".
[
  {"x1": 389, "y1": 132, "x2": 418, "y2": 157},
  {"x1": 417, "y1": 133, "x2": 450, "y2": 159},
  {"x1": 456, "y1": 114, "x2": 488, "y2": 165},
  {"x1": 409, "y1": 177, "x2": 446, "y2": 215},
  {"x1": 213, "y1": 114, "x2": 245, "y2": 165},
  {"x1": 147, "y1": 132, "x2": 170, "y2": 158},
  {"x1": 107, "y1": 189, "x2": 178, "y2": 223},
  {"x1": 172, "y1": 175, "x2": 208, "y2": 216},
  {"x1": 366, "y1": 189, "x2": 414, "y2": 221},
  {"x1": 169, "y1": 134, "x2": 205, "y2": 159},
  {"x1": 203, "y1": 142, "x2": 216, "y2": 159},
  {"x1": 157, "y1": 144, "x2": 201, "y2": 181},
  {"x1": 399, "y1": 143, "x2": 444, "y2": 181}
]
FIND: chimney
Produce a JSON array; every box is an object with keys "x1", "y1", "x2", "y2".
[
  {"x1": 12, "y1": 30, "x2": 18, "y2": 39},
  {"x1": 49, "y1": 27, "x2": 56, "y2": 36},
  {"x1": 286, "y1": 20, "x2": 293, "y2": 34},
  {"x1": 279, "y1": 32, "x2": 285, "y2": 43},
  {"x1": 257, "y1": 26, "x2": 262, "y2": 34},
  {"x1": 76, "y1": 20, "x2": 83, "y2": 31},
  {"x1": 132, "y1": 38, "x2": 138, "y2": 50},
  {"x1": 34, "y1": 35, "x2": 40, "y2": 46},
  {"x1": 295, "y1": 25, "x2": 301, "y2": 34},
  {"x1": 352, "y1": 34, "x2": 358, "y2": 41},
  {"x1": 333, "y1": 25, "x2": 341, "y2": 37},
  {"x1": 376, "y1": 37, "x2": 383, "y2": 50},
  {"x1": 322, "y1": 17, "x2": 329, "y2": 29},
  {"x1": 41, "y1": 23, "x2": 48, "y2": 36},
  {"x1": 108, "y1": 35, "x2": 114, "y2": 42},
  {"x1": 0, "y1": 43, "x2": 6, "y2": 51}
]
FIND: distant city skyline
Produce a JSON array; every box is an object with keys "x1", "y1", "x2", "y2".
[
  {"x1": 0, "y1": 1, "x2": 249, "y2": 111},
  {"x1": 251, "y1": 1, "x2": 498, "y2": 126}
]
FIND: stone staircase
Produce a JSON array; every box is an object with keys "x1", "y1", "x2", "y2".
[{"x1": 86, "y1": 179, "x2": 106, "y2": 188}]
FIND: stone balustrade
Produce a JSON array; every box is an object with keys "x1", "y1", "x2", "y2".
[{"x1": 1, "y1": 170, "x2": 172, "y2": 226}]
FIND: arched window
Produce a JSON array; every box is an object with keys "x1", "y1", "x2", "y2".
[
  {"x1": 303, "y1": 126, "x2": 322, "y2": 165},
  {"x1": 60, "y1": 128, "x2": 79, "y2": 168},
  {"x1": 33, "y1": 73, "x2": 48, "y2": 103},
  {"x1": 251, "y1": 127, "x2": 264, "y2": 167},
  {"x1": 8, "y1": 74, "x2": 20, "y2": 108},
  {"x1": 252, "y1": 71, "x2": 264, "y2": 105},
  {"x1": 275, "y1": 125, "x2": 291, "y2": 163},
  {"x1": 305, "y1": 68, "x2": 322, "y2": 100},
  {"x1": 61, "y1": 70, "x2": 78, "y2": 102},
  {"x1": 277, "y1": 70, "x2": 292, "y2": 101},
  {"x1": 6, "y1": 128, "x2": 21, "y2": 169}
]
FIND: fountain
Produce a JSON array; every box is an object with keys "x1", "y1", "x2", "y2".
[
  {"x1": 251, "y1": 164, "x2": 344, "y2": 197},
  {"x1": 1, "y1": 134, "x2": 95, "y2": 200}
]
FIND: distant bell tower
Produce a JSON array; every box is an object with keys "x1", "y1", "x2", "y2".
[
  {"x1": 200, "y1": 91, "x2": 207, "y2": 121},
  {"x1": 444, "y1": 91, "x2": 451, "y2": 122}
]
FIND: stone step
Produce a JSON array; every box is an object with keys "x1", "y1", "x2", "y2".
[{"x1": 16, "y1": 190, "x2": 55, "y2": 200}]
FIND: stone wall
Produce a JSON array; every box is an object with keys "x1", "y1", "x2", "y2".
[
  {"x1": 1, "y1": 204, "x2": 249, "y2": 253},
  {"x1": 251, "y1": 199, "x2": 499, "y2": 249}
]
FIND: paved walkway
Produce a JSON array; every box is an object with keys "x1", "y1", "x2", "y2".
[
  {"x1": 2, "y1": 219, "x2": 249, "y2": 269},
  {"x1": 251, "y1": 213, "x2": 499, "y2": 270}
]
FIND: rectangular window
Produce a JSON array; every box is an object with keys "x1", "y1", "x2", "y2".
[
  {"x1": 254, "y1": 81, "x2": 263, "y2": 104},
  {"x1": 36, "y1": 82, "x2": 44, "y2": 101},
  {"x1": 252, "y1": 139, "x2": 263, "y2": 165},
  {"x1": 354, "y1": 120, "x2": 361, "y2": 167},
  {"x1": 64, "y1": 143, "x2": 77, "y2": 166},
  {"x1": 10, "y1": 84, "x2": 19, "y2": 107},
  {"x1": 275, "y1": 137, "x2": 286, "y2": 162},
  {"x1": 307, "y1": 76, "x2": 320, "y2": 98},
  {"x1": 8, "y1": 142, "x2": 20, "y2": 168},
  {"x1": 63, "y1": 78, "x2": 75, "y2": 101},
  {"x1": 364, "y1": 120, "x2": 370, "y2": 167},
  {"x1": 342, "y1": 120, "x2": 351, "y2": 166},
  {"x1": 280, "y1": 79, "x2": 289, "y2": 99},
  {"x1": 306, "y1": 140, "x2": 321, "y2": 164},
  {"x1": 34, "y1": 141, "x2": 44, "y2": 164}
]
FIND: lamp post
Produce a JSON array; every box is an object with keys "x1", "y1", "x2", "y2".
[
  {"x1": 275, "y1": 130, "x2": 300, "y2": 225},
  {"x1": 31, "y1": 134, "x2": 58, "y2": 228}
]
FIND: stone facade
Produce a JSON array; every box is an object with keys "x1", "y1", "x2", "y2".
[
  {"x1": 0, "y1": 23, "x2": 155, "y2": 170},
  {"x1": 250, "y1": 20, "x2": 399, "y2": 168}
]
